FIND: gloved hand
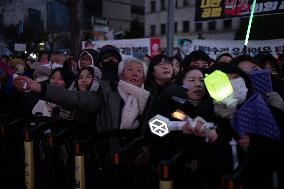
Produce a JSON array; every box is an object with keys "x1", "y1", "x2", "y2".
[
  {"x1": 220, "y1": 93, "x2": 238, "y2": 109},
  {"x1": 266, "y1": 92, "x2": 284, "y2": 112},
  {"x1": 182, "y1": 117, "x2": 205, "y2": 136},
  {"x1": 183, "y1": 117, "x2": 218, "y2": 142},
  {"x1": 214, "y1": 102, "x2": 237, "y2": 119}
]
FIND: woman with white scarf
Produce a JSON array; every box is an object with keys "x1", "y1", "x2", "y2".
[
  {"x1": 117, "y1": 57, "x2": 150, "y2": 130},
  {"x1": 115, "y1": 57, "x2": 155, "y2": 189}
]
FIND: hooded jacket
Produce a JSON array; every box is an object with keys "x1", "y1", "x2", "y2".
[
  {"x1": 96, "y1": 46, "x2": 122, "y2": 68},
  {"x1": 77, "y1": 49, "x2": 98, "y2": 69}
]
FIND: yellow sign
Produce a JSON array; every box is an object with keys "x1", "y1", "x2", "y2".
[{"x1": 201, "y1": 0, "x2": 222, "y2": 18}]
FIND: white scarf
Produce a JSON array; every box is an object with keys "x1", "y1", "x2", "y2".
[{"x1": 117, "y1": 80, "x2": 150, "y2": 129}]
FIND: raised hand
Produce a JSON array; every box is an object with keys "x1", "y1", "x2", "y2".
[
  {"x1": 13, "y1": 75, "x2": 41, "y2": 93},
  {"x1": 266, "y1": 92, "x2": 284, "y2": 112}
]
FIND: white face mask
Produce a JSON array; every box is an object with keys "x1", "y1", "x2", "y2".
[{"x1": 230, "y1": 77, "x2": 248, "y2": 105}]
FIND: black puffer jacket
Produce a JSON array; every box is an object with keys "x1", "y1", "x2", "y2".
[{"x1": 145, "y1": 84, "x2": 200, "y2": 161}]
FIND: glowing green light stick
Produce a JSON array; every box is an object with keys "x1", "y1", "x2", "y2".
[
  {"x1": 244, "y1": 0, "x2": 257, "y2": 53},
  {"x1": 204, "y1": 70, "x2": 233, "y2": 102}
]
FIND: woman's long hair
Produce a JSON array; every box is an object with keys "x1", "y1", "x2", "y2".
[
  {"x1": 49, "y1": 67, "x2": 74, "y2": 89},
  {"x1": 75, "y1": 67, "x2": 95, "y2": 91}
]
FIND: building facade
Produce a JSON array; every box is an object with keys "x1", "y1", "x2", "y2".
[
  {"x1": 0, "y1": 0, "x2": 47, "y2": 30},
  {"x1": 0, "y1": 0, "x2": 144, "y2": 35},
  {"x1": 131, "y1": 0, "x2": 145, "y2": 23},
  {"x1": 47, "y1": 1, "x2": 69, "y2": 33},
  {"x1": 101, "y1": 0, "x2": 144, "y2": 33},
  {"x1": 144, "y1": 0, "x2": 241, "y2": 48}
]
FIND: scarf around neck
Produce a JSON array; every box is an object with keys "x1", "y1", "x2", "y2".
[{"x1": 117, "y1": 80, "x2": 150, "y2": 129}]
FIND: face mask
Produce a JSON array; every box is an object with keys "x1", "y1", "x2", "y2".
[
  {"x1": 50, "y1": 63, "x2": 62, "y2": 70},
  {"x1": 101, "y1": 60, "x2": 118, "y2": 71},
  {"x1": 230, "y1": 77, "x2": 248, "y2": 105},
  {"x1": 249, "y1": 69, "x2": 272, "y2": 100}
]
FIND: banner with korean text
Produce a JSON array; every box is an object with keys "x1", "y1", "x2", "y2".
[
  {"x1": 185, "y1": 39, "x2": 284, "y2": 59},
  {"x1": 82, "y1": 38, "x2": 160, "y2": 58},
  {"x1": 196, "y1": 0, "x2": 284, "y2": 21}
]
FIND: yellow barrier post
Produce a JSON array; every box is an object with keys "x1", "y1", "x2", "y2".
[
  {"x1": 159, "y1": 161, "x2": 173, "y2": 189},
  {"x1": 24, "y1": 129, "x2": 34, "y2": 189},
  {"x1": 75, "y1": 142, "x2": 85, "y2": 189}
]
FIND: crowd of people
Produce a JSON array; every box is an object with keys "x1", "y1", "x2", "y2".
[{"x1": 0, "y1": 45, "x2": 284, "y2": 189}]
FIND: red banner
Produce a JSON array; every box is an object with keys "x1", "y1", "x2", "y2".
[{"x1": 195, "y1": 0, "x2": 284, "y2": 21}]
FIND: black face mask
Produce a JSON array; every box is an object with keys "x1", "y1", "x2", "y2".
[
  {"x1": 101, "y1": 60, "x2": 118, "y2": 71},
  {"x1": 100, "y1": 58, "x2": 119, "y2": 82}
]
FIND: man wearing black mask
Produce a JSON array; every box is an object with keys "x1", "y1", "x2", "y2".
[{"x1": 97, "y1": 45, "x2": 122, "y2": 83}]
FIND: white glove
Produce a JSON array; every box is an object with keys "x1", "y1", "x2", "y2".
[
  {"x1": 214, "y1": 102, "x2": 237, "y2": 119},
  {"x1": 220, "y1": 94, "x2": 238, "y2": 109},
  {"x1": 266, "y1": 92, "x2": 284, "y2": 112},
  {"x1": 183, "y1": 116, "x2": 217, "y2": 142}
]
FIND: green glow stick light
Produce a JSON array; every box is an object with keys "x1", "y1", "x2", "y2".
[
  {"x1": 204, "y1": 70, "x2": 237, "y2": 108},
  {"x1": 243, "y1": 0, "x2": 257, "y2": 54}
]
